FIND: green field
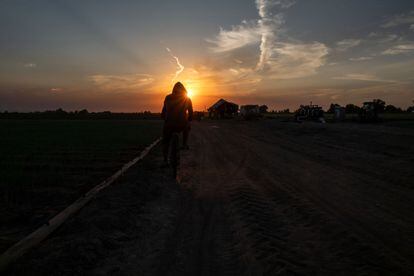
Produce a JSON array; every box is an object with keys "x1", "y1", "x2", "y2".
[{"x1": 0, "y1": 119, "x2": 162, "y2": 251}]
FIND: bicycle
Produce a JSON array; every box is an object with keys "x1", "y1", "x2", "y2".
[{"x1": 169, "y1": 132, "x2": 180, "y2": 179}]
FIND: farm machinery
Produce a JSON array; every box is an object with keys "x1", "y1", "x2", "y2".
[{"x1": 295, "y1": 104, "x2": 325, "y2": 123}]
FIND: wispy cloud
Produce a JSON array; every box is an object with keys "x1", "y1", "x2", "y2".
[
  {"x1": 24, "y1": 63, "x2": 37, "y2": 68},
  {"x1": 382, "y1": 43, "x2": 414, "y2": 55},
  {"x1": 50, "y1": 88, "x2": 63, "y2": 93},
  {"x1": 333, "y1": 73, "x2": 394, "y2": 82},
  {"x1": 206, "y1": 21, "x2": 262, "y2": 53},
  {"x1": 89, "y1": 74, "x2": 154, "y2": 91},
  {"x1": 256, "y1": 0, "x2": 296, "y2": 16},
  {"x1": 381, "y1": 11, "x2": 414, "y2": 28},
  {"x1": 207, "y1": 0, "x2": 327, "y2": 81},
  {"x1": 207, "y1": 0, "x2": 288, "y2": 58},
  {"x1": 349, "y1": 56, "x2": 373, "y2": 61},
  {"x1": 336, "y1": 39, "x2": 362, "y2": 51},
  {"x1": 166, "y1": 47, "x2": 185, "y2": 83},
  {"x1": 256, "y1": 0, "x2": 287, "y2": 70},
  {"x1": 381, "y1": 34, "x2": 400, "y2": 42},
  {"x1": 367, "y1": 32, "x2": 401, "y2": 43},
  {"x1": 265, "y1": 42, "x2": 328, "y2": 79}
]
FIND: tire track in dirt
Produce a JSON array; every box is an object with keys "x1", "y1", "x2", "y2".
[
  {"x1": 230, "y1": 164, "x2": 406, "y2": 274},
  {"x1": 186, "y1": 120, "x2": 412, "y2": 275},
  {"x1": 198, "y1": 126, "x2": 252, "y2": 276},
  {"x1": 156, "y1": 124, "x2": 249, "y2": 276},
  {"x1": 222, "y1": 121, "x2": 413, "y2": 273}
]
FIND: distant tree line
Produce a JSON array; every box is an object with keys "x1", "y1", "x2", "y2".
[
  {"x1": 264, "y1": 99, "x2": 414, "y2": 114},
  {"x1": 327, "y1": 99, "x2": 414, "y2": 114},
  {"x1": 0, "y1": 108, "x2": 162, "y2": 120}
]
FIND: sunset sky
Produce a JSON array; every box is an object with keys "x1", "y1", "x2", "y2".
[{"x1": 1, "y1": 0, "x2": 414, "y2": 112}]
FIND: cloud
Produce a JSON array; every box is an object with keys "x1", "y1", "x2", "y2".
[
  {"x1": 367, "y1": 32, "x2": 401, "y2": 44},
  {"x1": 89, "y1": 74, "x2": 154, "y2": 91},
  {"x1": 381, "y1": 43, "x2": 414, "y2": 55},
  {"x1": 256, "y1": 0, "x2": 296, "y2": 18},
  {"x1": 24, "y1": 63, "x2": 37, "y2": 68},
  {"x1": 255, "y1": 0, "x2": 295, "y2": 70},
  {"x1": 349, "y1": 56, "x2": 373, "y2": 61},
  {"x1": 381, "y1": 11, "x2": 414, "y2": 28},
  {"x1": 50, "y1": 88, "x2": 63, "y2": 93},
  {"x1": 411, "y1": 24, "x2": 414, "y2": 30},
  {"x1": 333, "y1": 73, "x2": 394, "y2": 82},
  {"x1": 186, "y1": 65, "x2": 261, "y2": 90},
  {"x1": 336, "y1": 39, "x2": 362, "y2": 51},
  {"x1": 206, "y1": 21, "x2": 262, "y2": 53},
  {"x1": 264, "y1": 42, "x2": 329, "y2": 79},
  {"x1": 166, "y1": 47, "x2": 184, "y2": 82},
  {"x1": 207, "y1": 0, "x2": 328, "y2": 81}
]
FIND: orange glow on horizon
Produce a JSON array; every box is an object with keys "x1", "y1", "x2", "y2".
[
  {"x1": 186, "y1": 88, "x2": 194, "y2": 99},
  {"x1": 153, "y1": 68, "x2": 232, "y2": 111},
  {"x1": 184, "y1": 80, "x2": 201, "y2": 99}
]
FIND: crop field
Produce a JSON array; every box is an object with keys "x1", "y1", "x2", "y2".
[{"x1": 0, "y1": 119, "x2": 162, "y2": 252}]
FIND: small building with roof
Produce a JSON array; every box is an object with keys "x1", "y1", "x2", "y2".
[{"x1": 208, "y1": 99, "x2": 239, "y2": 119}]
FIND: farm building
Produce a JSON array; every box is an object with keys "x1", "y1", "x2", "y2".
[
  {"x1": 240, "y1": 104, "x2": 268, "y2": 119},
  {"x1": 240, "y1": 105, "x2": 259, "y2": 115},
  {"x1": 240, "y1": 105, "x2": 260, "y2": 119},
  {"x1": 208, "y1": 99, "x2": 239, "y2": 119}
]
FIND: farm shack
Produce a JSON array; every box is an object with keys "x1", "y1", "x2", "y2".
[{"x1": 208, "y1": 99, "x2": 239, "y2": 119}]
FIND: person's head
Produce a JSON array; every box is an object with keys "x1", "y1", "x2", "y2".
[{"x1": 172, "y1": 82, "x2": 187, "y2": 96}]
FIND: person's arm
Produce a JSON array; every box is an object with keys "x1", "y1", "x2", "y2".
[
  {"x1": 161, "y1": 98, "x2": 166, "y2": 119},
  {"x1": 187, "y1": 98, "x2": 193, "y2": 121}
]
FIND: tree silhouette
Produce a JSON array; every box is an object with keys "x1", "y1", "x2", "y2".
[
  {"x1": 373, "y1": 99, "x2": 386, "y2": 113},
  {"x1": 327, "y1": 103, "x2": 340, "y2": 113},
  {"x1": 345, "y1": 104, "x2": 361, "y2": 113}
]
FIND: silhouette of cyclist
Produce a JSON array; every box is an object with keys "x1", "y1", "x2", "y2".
[{"x1": 161, "y1": 82, "x2": 193, "y2": 164}]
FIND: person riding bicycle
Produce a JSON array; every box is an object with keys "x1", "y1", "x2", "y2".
[{"x1": 161, "y1": 82, "x2": 193, "y2": 165}]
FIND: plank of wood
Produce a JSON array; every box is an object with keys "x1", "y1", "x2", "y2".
[{"x1": 0, "y1": 138, "x2": 161, "y2": 272}]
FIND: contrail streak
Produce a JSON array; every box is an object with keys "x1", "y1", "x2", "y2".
[
  {"x1": 255, "y1": 0, "x2": 294, "y2": 70},
  {"x1": 166, "y1": 47, "x2": 184, "y2": 83}
]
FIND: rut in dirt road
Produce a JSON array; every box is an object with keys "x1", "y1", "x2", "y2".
[
  {"x1": 156, "y1": 120, "x2": 413, "y2": 275},
  {"x1": 157, "y1": 125, "x2": 245, "y2": 276}
]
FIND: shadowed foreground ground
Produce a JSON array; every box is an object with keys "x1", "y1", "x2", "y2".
[{"x1": 8, "y1": 120, "x2": 414, "y2": 275}]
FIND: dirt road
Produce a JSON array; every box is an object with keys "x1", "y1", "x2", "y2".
[{"x1": 9, "y1": 120, "x2": 414, "y2": 275}]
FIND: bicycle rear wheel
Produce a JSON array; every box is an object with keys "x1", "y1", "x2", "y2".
[{"x1": 169, "y1": 133, "x2": 180, "y2": 178}]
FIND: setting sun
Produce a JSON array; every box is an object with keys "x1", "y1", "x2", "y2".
[{"x1": 186, "y1": 88, "x2": 194, "y2": 99}]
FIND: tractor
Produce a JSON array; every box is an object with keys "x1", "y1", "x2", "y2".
[{"x1": 295, "y1": 104, "x2": 325, "y2": 123}]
